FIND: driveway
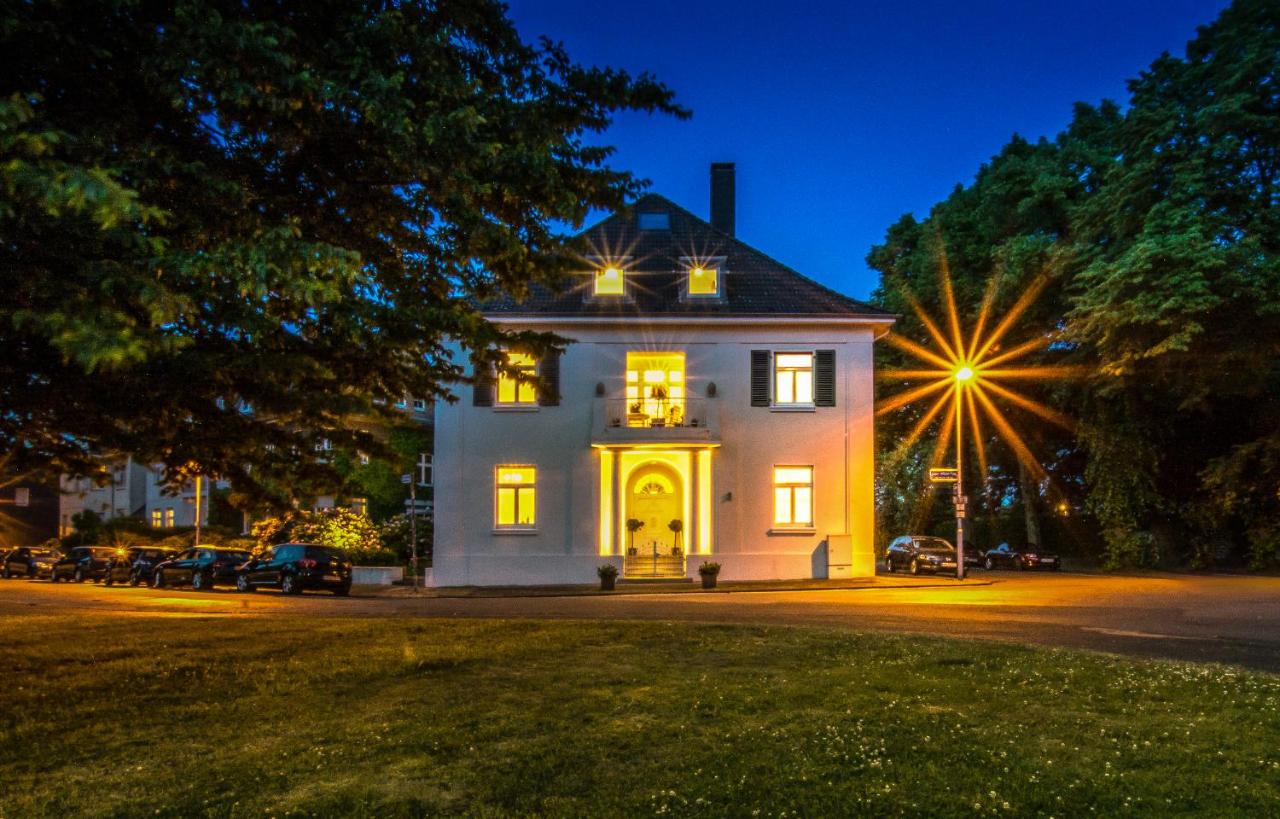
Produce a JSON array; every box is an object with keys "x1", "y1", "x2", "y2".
[{"x1": 3, "y1": 572, "x2": 1279, "y2": 672}]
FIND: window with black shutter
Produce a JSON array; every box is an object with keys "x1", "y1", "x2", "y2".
[
  {"x1": 750, "y1": 350, "x2": 771, "y2": 406},
  {"x1": 538, "y1": 350, "x2": 561, "y2": 407},
  {"x1": 814, "y1": 349, "x2": 836, "y2": 407},
  {"x1": 472, "y1": 357, "x2": 494, "y2": 407}
]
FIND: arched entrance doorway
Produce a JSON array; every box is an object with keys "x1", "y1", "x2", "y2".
[{"x1": 624, "y1": 464, "x2": 684, "y2": 575}]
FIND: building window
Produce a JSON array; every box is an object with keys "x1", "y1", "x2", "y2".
[
  {"x1": 687, "y1": 265, "x2": 719, "y2": 296},
  {"x1": 625, "y1": 352, "x2": 686, "y2": 427},
  {"x1": 150, "y1": 509, "x2": 163, "y2": 528},
  {"x1": 497, "y1": 352, "x2": 538, "y2": 405},
  {"x1": 774, "y1": 352, "x2": 814, "y2": 405},
  {"x1": 594, "y1": 265, "x2": 625, "y2": 296},
  {"x1": 417, "y1": 453, "x2": 433, "y2": 487},
  {"x1": 163, "y1": 508, "x2": 175, "y2": 528},
  {"x1": 495, "y1": 465, "x2": 536, "y2": 528},
  {"x1": 412, "y1": 399, "x2": 426, "y2": 412},
  {"x1": 637, "y1": 211, "x2": 670, "y2": 230},
  {"x1": 315, "y1": 438, "x2": 332, "y2": 452},
  {"x1": 350, "y1": 497, "x2": 368, "y2": 516},
  {"x1": 773, "y1": 466, "x2": 814, "y2": 528}
]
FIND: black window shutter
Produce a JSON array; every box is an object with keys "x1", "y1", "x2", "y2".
[
  {"x1": 472, "y1": 357, "x2": 494, "y2": 407},
  {"x1": 815, "y1": 349, "x2": 836, "y2": 407},
  {"x1": 750, "y1": 350, "x2": 771, "y2": 406},
  {"x1": 538, "y1": 350, "x2": 561, "y2": 406}
]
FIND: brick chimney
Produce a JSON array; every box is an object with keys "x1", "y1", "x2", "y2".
[{"x1": 710, "y1": 162, "x2": 735, "y2": 237}]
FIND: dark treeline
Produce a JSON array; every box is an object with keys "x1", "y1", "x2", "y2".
[{"x1": 870, "y1": 0, "x2": 1280, "y2": 569}]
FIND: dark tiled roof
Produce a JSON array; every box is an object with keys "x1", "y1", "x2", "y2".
[{"x1": 481, "y1": 193, "x2": 892, "y2": 319}]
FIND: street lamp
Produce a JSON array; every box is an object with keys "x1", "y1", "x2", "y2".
[{"x1": 953, "y1": 364, "x2": 974, "y2": 579}]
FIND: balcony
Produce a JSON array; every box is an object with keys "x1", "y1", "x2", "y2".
[{"x1": 591, "y1": 398, "x2": 720, "y2": 445}]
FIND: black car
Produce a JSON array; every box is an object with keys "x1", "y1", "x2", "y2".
[
  {"x1": 884, "y1": 535, "x2": 959, "y2": 576},
  {"x1": 235, "y1": 543, "x2": 353, "y2": 596},
  {"x1": 152, "y1": 547, "x2": 253, "y2": 590},
  {"x1": 103, "y1": 546, "x2": 182, "y2": 586},
  {"x1": 982, "y1": 542, "x2": 1061, "y2": 571},
  {"x1": 49, "y1": 546, "x2": 117, "y2": 583},
  {"x1": 2, "y1": 546, "x2": 60, "y2": 579}
]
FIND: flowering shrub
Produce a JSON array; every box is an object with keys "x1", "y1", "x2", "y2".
[{"x1": 251, "y1": 509, "x2": 386, "y2": 563}]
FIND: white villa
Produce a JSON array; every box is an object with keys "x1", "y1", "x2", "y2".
[{"x1": 432, "y1": 164, "x2": 893, "y2": 586}]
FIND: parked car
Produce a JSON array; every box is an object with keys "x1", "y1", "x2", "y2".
[
  {"x1": 235, "y1": 543, "x2": 353, "y2": 596},
  {"x1": 884, "y1": 535, "x2": 959, "y2": 576},
  {"x1": 2, "y1": 546, "x2": 60, "y2": 579},
  {"x1": 152, "y1": 547, "x2": 253, "y2": 590},
  {"x1": 103, "y1": 545, "x2": 182, "y2": 586},
  {"x1": 982, "y1": 542, "x2": 1061, "y2": 571},
  {"x1": 49, "y1": 546, "x2": 117, "y2": 583}
]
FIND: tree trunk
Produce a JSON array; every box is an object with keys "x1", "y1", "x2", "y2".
[{"x1": 1019, "y1": 461, "x2": 1042, "y2": 548}]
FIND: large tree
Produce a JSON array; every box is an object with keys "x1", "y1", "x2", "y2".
[
  {"x1": 1, "y1": 0, "x2": 685, "y2": 505},
  {"x1": 869, "y1": 0, "x2": 1280, "y2": 568}
]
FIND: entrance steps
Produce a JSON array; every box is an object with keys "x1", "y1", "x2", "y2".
[{"x1": 622, "y1": 554, "x2": 687, "y2": 580}]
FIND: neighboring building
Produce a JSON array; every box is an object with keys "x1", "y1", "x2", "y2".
[
  {"x1": 433, "y1": 164, "x2": 894, "y2": 586},
  {"x1": 58, "y1": 399, "x2": 434, "y2": 535},
  {"x1": 58, "y1": 457, "x2": 150, "y2": 535},
  {"x1": 143, "y1": 470, "x2": 223, "y2": 530}
]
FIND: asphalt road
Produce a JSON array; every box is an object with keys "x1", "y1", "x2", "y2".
[{"x1": 3, "y1": 572, "x2": 1279, "y2": 673}]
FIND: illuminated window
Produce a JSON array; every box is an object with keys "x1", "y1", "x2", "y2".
[
  {"x1": 625, "y1": 352, "x2": 686, "y2": 427},
  {"x1": 594, "y1": 265, "x2": 625, "y2": 296},
  {"x1": 150, "y1": 509, "x2": 163, "y2": 528},
  {"x1": 495, "y1": 465, "x2": 536, "y2": 528},
  {"x1": 162, "y1": 508, "x2": 175, "y2": 528},
  {"x1": 497, "y1": 352, "x2": 538, "y2": 405},
  {"x1": 774, "y1": 352, "x2": 814, "y2": 405},
  {"x1": 350, "y1": 497, "x2": 368, "y2": 516},
  {"x1": 773, "y1": 466, "x2": 814, "y2": 527},
  {"x1": 687, "y1": 265, "x2": 719, "y2": 296}
]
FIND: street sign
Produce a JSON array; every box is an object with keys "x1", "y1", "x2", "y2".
[
  {"x1": 405, "y1": 499, "x2": 433, "y2": 513},
  {"x1": 928, "y1": 468, "x2": 959, "y2": 483},
  {"x1": 400, "y1": 474, "x2": 412, "y2": 484}
]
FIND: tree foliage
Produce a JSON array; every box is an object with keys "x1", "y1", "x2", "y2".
[
  {"x1": 870, "y1": 0, "x2": 1280, "y2": 568},
  {"x1": 1, "y1": 0, "x2": 685, "y2": 505}
]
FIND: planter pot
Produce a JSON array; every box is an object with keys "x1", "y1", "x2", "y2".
[
  {"x1": 599, "y1": 575, "x2": 617, "y2": 591},
  {"x1": 700, "y1": 574, "x2": 718, "y2": 590},
  {"x1": 351, "y1": 565, "x2": 404, "y2": 586}
]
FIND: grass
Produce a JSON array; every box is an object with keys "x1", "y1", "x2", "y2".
[{"x1": 1, "y1": 617, "x2": 1277, "y2": 817}]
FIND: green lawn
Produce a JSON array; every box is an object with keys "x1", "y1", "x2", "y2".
[{"x1": 1, "y1": 617, "x2": 1277, "y2": 817}]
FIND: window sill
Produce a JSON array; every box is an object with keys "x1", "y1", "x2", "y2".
[
  {"x1": 492, "y1": 528, "x2": 538, "y2": 536},
  {"x1": 494, "y1": 405, "x2": 540, "y2": 412},
  {"x1": 768, "y1": 527, "x2": 817, "y2": 536},
  {"x1": 769, "y1": 405, "x2": 816, "y2": 413}
]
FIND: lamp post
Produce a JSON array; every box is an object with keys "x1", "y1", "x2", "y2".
[{"x1": 953, "y1": 365, "x2": 974, "y2": 580}]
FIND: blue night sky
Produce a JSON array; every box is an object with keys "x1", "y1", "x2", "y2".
[{"x1": 507, "y1": 0, "x2": 1230, "y2": 300}]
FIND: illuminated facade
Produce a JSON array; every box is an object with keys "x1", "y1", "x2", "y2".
[{"x1": 432, "y1": 164, "x2": 893, "y2": 586}]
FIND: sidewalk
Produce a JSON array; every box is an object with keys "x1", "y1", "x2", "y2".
[{"x1": 356, "y1": 574, "x2": 993, "y2": 599}]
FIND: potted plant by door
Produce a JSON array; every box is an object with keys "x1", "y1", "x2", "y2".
[
  {"x1": 668, "y1": 519, "x2": 683, "y2": 554},
  {"x1": 626, "y1": 518, "x2": 644, "y2": 556},
  {"x1": 597, "y1": 563, "x2": 619, "y2": 591},
  {"x1": 698, "y1": 561, "x2": 721, "y2": 590}
]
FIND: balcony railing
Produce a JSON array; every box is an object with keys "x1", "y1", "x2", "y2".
[
  {"x1": 591, "y1": 398, "x2": 719, "y2": 444},
  {"x1": 604, "y1": 398, "x2": 710, "y2": 429}
]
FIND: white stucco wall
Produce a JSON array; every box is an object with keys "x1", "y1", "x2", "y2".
[{"x1": 432, "y1": 318, "x2": 885, "y2": 586}]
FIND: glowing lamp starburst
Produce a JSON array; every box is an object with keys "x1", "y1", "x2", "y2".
[{"x1": 876, "y1": 263, "x2": 1084, "y2": 497}]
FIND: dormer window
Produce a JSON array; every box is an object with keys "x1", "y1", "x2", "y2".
[
  {"x1": 688, "y1": 265, "x2": 719, "y2": 296},
  {"x1": 594, "y1": 265, "x2": 626, "y2": 296},
  {"x1": 682, "y1": 256, "x2": 725, "y2": 299},
  {"x1": 637, "y1": 211, "x2": 670, "y2": 230}
]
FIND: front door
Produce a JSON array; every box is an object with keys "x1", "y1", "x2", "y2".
[{"x1": 628, "y1": 469, "x2": 682, "y2": 557}]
